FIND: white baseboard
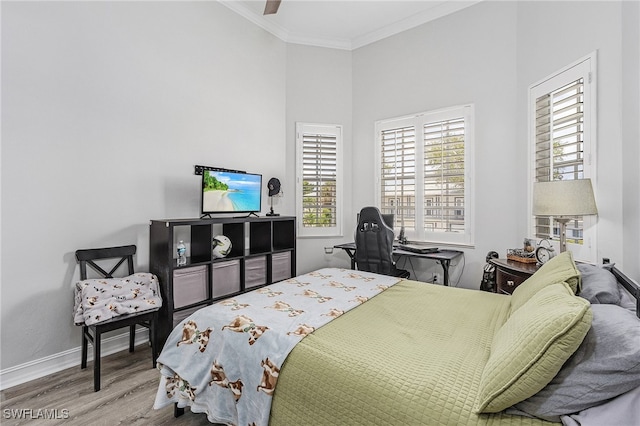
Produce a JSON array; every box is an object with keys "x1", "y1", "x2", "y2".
[{"x1": 0, "y1": 328, "x2": 150, "y2": 391}]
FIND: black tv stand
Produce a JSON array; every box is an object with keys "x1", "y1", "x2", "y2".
[{"x1": 149, "y1": 215, "x2": 297, "y2": 347}]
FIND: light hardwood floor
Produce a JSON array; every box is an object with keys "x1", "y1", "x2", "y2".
[{"x1": 0, "y1": 346, "x2": 213, "y2": 425}]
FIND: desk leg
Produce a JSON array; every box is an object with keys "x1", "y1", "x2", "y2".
[
  {"x1": 441, "y1": 260, "x2": 450, "y2": 286},
  {"x1": 344, "y1": 249, "x2": 356, "y2": 270}
]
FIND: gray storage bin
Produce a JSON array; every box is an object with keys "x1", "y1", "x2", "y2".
[
  {"x1": 173, "y1": 265, "x2": 208, "y2": 309},
  {"x1": 172, "y1": 306, "x2": 201, "y2": 328},
  {"x1": 212, "y1": 259, "x2": 241, "y2": 297},
  {"x1": 245, "y1": 256, "x2": 267, "y2": 289},
  {"x1": 272, "y1": 251, "x2": 292, "y2": 282}
]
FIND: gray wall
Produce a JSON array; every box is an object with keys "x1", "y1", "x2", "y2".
[
  {"x1": 1, "y1": 2, "x2": 287, "y2": 371},
  {"x1": 620, "y1": 0, "x2": 640, "y2": 280},
  {"x1": 352, "y1": 1, "x2": 519, "y2": 284},
  {"x1": 284, "y1": 43, "x2": 353, "y2": 274},
  {"x1": 515, "y1": 0, "x2": 629, "y2": 268},
  {"x1": 350, "y1": 0, "x2": 637, "y2": 285},
  {"x1": 1, "y1": 0, "x2": 638, "y2": 383}
]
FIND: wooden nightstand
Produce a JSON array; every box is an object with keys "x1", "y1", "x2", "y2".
[{"x1": 489, "y1": 258, "x2": 540, "y2": 295}]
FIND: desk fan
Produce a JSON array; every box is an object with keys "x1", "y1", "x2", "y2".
[{"x1": 267, "y1": 177, "x2": 281, "y2": 216}]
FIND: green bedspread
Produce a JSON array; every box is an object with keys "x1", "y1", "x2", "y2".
[{"x1": 270, "y1": 279, "x2": 556, "y2": 425}]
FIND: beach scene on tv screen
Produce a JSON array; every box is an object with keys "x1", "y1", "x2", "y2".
[{"x1": 203, "y1": 171, "x2": 261, "y2": 212}]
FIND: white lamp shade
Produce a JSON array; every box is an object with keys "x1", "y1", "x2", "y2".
[{"x1": 532, "y1": 179, "x2": 598, "y2": 217}]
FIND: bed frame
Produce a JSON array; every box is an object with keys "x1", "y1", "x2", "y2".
[{"x1": 609, "y1": 264, "x2": 640, "y2": 318}]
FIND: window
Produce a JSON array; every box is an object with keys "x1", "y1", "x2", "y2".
[
  {"x1": 296, "y1": 123, "x2": 343, "y2": 237},
  {"x1": 529, "y1": 53, "x2": 597, "y2": 261},
  {"x1": 375, "y1": 105, "x2": 474, "y2": 246}
]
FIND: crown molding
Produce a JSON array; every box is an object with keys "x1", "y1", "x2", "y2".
[
  {"x1": 219, "y1": 0, "x2": 482, "y2": 51},
  {"x1": 351, "y1": 0, "x2": 483, "y2": 50},
  {"x1": 219, "y1": 0, "x2": 291, "y2": 42},
  {"x1": 286, "y1": 33, "x2": 353, "y2": 51}
]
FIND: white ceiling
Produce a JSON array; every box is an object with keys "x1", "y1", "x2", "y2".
[{"x1": 219, "y1": 0, "x2": 482, "y2": 50}]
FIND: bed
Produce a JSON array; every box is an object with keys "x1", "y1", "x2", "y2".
[{"x1": 153, "y1": 251, "x2": 640, "y2": 425}]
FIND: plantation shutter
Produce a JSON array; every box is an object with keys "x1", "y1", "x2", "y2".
[
  {"x1": 534, "y1": 78, "x2": 585, "y2": 242},
  {"x1": 296, "y1": 123, "x2": 343, "y2": 237},
  {"x1": 423, "y1": 117, "x2": 466, "y2": 234},
  {"x1": 302, "y1": 132, "x2": 337, "y2": 227},
  {"x1": 376, "y1": 105, "x2": 474, "y2": 246},
  {"x1": 380, "y1": 125, "x2": 416, "y2": 230}
]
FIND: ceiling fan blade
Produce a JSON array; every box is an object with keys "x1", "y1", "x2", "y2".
[{"x1": 263, "y1": 0, "x2": 281, "y2": 15}]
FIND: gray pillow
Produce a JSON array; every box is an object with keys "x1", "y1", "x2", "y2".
[
  {"x1": 561, "y1": 386, "x2": 640, "y2": 426},
  {"x1": 512, "y1": 304, "x2": 640, "y2": 421},
  {"x1": 577, "y1": 263, "x2": 620, "y2": 305}
]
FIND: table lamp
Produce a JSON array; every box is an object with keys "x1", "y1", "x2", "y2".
[{"x1": 532, "y1": 178, "x2": 598, "y2": 252}]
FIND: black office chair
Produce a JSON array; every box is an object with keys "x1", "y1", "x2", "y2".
[
  {"x1": 75, "y1": 245, "x2": 160, "y2": 391},
  {"x1": 354, "y1": 207, "x2": 410, "y2": 279}
]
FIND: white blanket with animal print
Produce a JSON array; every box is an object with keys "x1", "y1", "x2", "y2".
[
  {"x1": 73, "y1": 272, "x2": 162, "y2": 326},
  {"x1": 153, "y1": 268, "x2": 401, "y2": 426}
]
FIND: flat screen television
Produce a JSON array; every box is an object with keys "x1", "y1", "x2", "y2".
[{"x1": 201, "y1": 169, "x2": 262, "y2": 216}]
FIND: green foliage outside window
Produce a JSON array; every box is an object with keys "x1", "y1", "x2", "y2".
[
  {"x1": 425, "y1": 137, "x2": 464, "y2": 186},
  {"x1": 302, "y1": 180, "x2": 336, "y2": 227}
]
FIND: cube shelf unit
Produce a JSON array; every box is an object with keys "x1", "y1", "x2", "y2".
[{"x1": 149, "y1": 215, "x2": 296, "y2": 347}]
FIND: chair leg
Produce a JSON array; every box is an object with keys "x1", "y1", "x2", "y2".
[
  {"x1": 93, "y1": 328, "x2": 101, "y2": 392},
  {"x1": 81, "y1": 326, "x2": 88, "y2": 369},
  {"x1": 129, "y1": 324, "x2": 136, "y2": 352},
  {"x1": 150, "y1": 318, "x2": 157, "y2": 369}
]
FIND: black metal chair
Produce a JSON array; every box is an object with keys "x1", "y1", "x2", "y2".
[
  {"x1": 354, "y1": 207, "x2": 410, "y2": 279},
  {"x1": 75, "y1": 245, "x2": 159, "y2": 391}
]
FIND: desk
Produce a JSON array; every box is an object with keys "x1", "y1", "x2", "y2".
[{"x1": 333, "y1": 242, "x2": 463, "y2": 286}]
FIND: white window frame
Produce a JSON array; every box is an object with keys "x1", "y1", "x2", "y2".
[
  {"x1": 375, "y1": 104, "x2": 475, "y2": 247},
  {"x1": 527, "y1": 52, "x2": 597, "y2": 262},
  {"x1": 295, "y1": 122, "x2": 343, "y2": 238}
]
